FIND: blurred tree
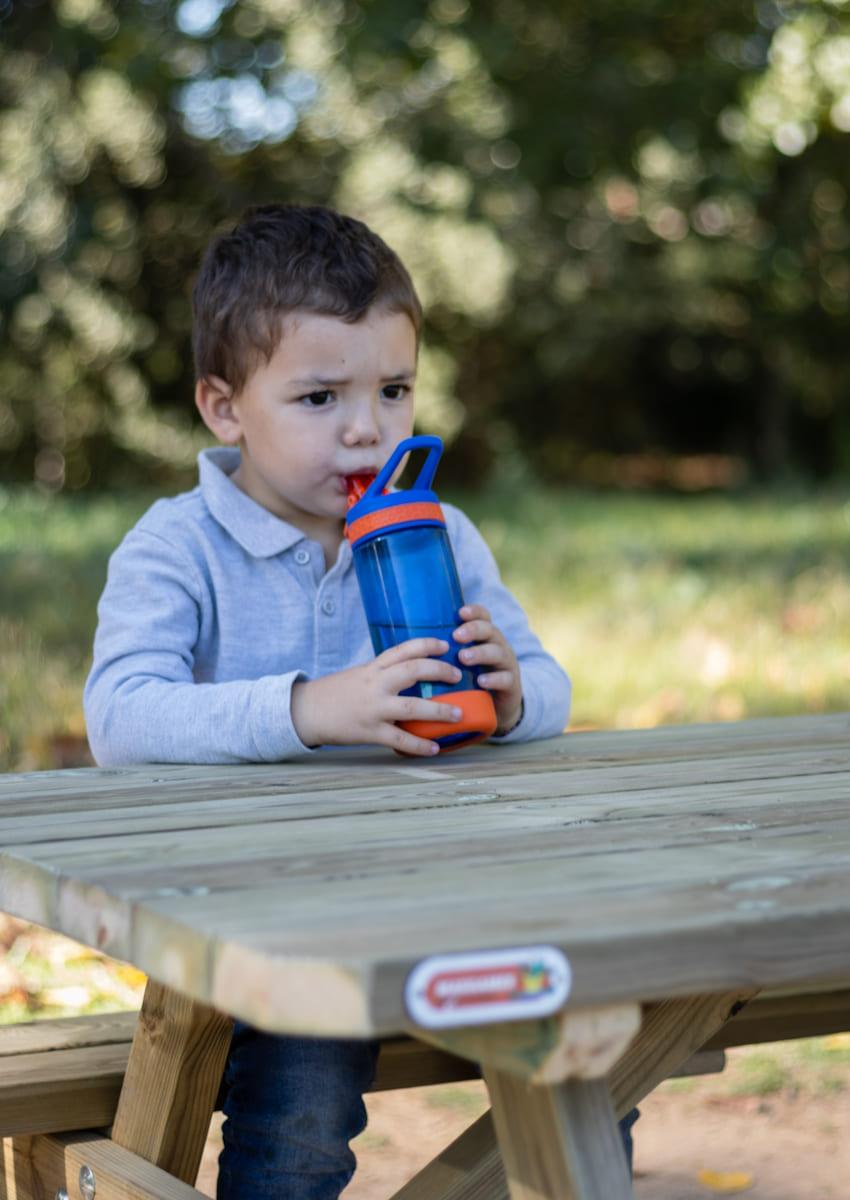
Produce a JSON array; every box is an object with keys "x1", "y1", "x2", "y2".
[{"x1": 0, "y1": 0, "x2": 849, "y2": 489}]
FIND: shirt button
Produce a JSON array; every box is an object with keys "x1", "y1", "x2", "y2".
[
  {"x1": 294, "y1": 548, "x2": 310, "y2": 565},
  {"x1": 321, "y1": 597, "x2": 336, "y2": 616}
]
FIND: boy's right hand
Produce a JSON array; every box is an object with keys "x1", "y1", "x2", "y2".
[{"x1": 290, "y1": 638, "x2": 463, "y2": 757}]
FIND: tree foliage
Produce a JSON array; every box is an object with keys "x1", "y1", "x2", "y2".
[{"x1": 1, "y1": 0, "x2": 849, "y2": 489}]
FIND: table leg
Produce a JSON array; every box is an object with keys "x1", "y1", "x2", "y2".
[
  {"x1": 390, "y1": 989, "x2": 754, "y2": 1200},
  {"x1": 111, "y1": 979, "x2": 233, "y2": 1183},
  {"x1": 486, "y1": 1070, "x2": 631, "y2": 1200}
]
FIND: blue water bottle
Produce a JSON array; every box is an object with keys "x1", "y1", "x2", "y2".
[{"x1": 345, "y1": 435, "x2": 497, "y2": 753}]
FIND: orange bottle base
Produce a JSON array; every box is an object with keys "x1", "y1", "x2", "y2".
[{"x1": 398, "y1": 688, "x2": 498, "y2": 755}]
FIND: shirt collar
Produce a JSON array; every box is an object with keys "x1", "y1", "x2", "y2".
[{"x1": 199, "y1": 447, "x2": 312, "y2": 559}]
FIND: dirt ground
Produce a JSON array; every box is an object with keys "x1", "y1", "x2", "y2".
[{"x1": 196, "y1": 1043, "x2": 850, "y2": 1199}]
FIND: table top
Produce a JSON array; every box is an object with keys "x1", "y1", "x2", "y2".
[{"x1": 1, "y1": 713, "x2": 849, "y2": 1037}]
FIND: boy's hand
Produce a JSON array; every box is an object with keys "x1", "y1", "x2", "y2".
[
  {"x1": 291, "y1": 638, "x2": 465, "y2": 757},
  {"x1": 453, "y1": 604, "x2": 523, "y2": 735}
]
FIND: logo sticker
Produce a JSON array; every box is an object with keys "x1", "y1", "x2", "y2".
[{"x1": 404, "y1": 945, "x2": 571, "y2": 1029}]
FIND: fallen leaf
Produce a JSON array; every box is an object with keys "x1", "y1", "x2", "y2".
[
  {"x1": 114, "y1": 964, "x2": 148, "y2": 989},
  {"x1": 697, "y1": 1168, "x2": 755, "y2": 1193}
]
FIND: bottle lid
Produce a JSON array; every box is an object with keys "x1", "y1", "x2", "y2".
[{"x1": 346, "y1": 435, "x2": 446, "y2": 549}]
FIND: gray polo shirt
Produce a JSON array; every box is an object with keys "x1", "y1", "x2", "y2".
[{"x1": 84, "y1": 448, "x2": 571, "y2": 765}]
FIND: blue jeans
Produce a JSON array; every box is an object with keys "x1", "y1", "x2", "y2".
[{"x1": 217, "y1": 1025, "x2": 638, "y2": 1199}]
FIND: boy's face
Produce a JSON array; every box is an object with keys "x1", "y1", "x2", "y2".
[{"x1": 197, "y1": 306, "x2": 417, "y2": 539}]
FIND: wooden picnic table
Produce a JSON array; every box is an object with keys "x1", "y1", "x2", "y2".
[{"x1": 1, "y1": 711, "x2": 850, "y2": 1199}]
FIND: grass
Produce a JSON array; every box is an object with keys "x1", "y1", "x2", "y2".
[
  {"x1": 658, "y1": 1035, "x2": 850, "y2": 1101},
  {"x1": 457, "y1": 485, "x2": 850, "y2": 731},
  {"x1": 0, "y1": 488, "x2": 155, "y2": 771},
  {"x1": 424, "y1": 1084, "x2": 488, "y2": 1115}
]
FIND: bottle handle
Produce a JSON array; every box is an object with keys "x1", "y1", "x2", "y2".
[{"x1": 366, "y1": 435, "x2": 444, "y2": 498}]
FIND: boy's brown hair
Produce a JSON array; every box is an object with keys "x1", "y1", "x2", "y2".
[{"x1": 192, "y1": 204, "x2": 423, "y2": 392}]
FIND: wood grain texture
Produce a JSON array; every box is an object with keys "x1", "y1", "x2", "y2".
[
  {"x1": 486, "y1": 1071, "x2": 631, "y2": 1200},
  {"x1": 110, "y1": 982, "x2": 232, "y2": 1184},
  {"x1": 1, "y1": 715, "x2": 849, "y2": 1035},
  {"x1": 0, "y1": 1042, "x2": 129, "y2": 1137},
  {"x1": 1, "y1": 1132, "x2": 207, "y2": 1199}
]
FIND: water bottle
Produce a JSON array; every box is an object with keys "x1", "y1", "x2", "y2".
[{"x1": 346, "y1": 435, "x2": 497, "y2": 752}]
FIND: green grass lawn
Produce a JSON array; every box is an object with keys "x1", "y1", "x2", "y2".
[{"x1": 1, "y1": 482, "x2": 849, "y2": 772}]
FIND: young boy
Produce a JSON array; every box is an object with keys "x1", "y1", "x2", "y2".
[{"x1": 84, "y1": 204, "x2": 632, "y2": 1198}]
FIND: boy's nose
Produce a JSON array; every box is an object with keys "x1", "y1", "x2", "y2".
[{"x1": 342, "y1": 397, "x2": 381, "y2": 444}]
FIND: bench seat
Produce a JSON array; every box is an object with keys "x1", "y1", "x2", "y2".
[{"x1": 1, "y1": 987, "x2": 848, "y2": 1139}]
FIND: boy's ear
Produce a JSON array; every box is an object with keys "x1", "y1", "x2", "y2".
[{"x1": 195, "y1": 374, "x2": 242, "y2": 443}]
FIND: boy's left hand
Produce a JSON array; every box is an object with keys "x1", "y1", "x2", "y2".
[{"x1": 453, "y1": 604, "x2": 523, "y2": 735}]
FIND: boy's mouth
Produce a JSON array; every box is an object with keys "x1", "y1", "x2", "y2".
[{"x1": 342, "y1": 472, "x2": 377, "y2": 505}]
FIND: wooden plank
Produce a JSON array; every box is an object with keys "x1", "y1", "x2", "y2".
[
  {"x1": 706, "y1": 987, "x2": 850, "y2": 1048},
  {"x1": 11, "y1": 787, "x2": 850, "y2": 917},
  {"x1": 375, "y1": 1038, "x2": 477, "y2": 1090},
  {"x1": 673, "y1": 1049, "x2": 726, "y2": 1076},
  {"x1": 486, "y1": 1071, "x2": 631, "y2": 1200},
  {"x1": 0, "y1": 713, "x2": 847, "y2": 827},
  {"x1": 391, "y1": 1110, "x2": 500, "y2": 1200},
  {"x1": 5, "y1": 761, "x2": 850, "y2": 864},
  {"x1": 0, "y1": 1138, "x2": 35, "y2": 1200},
  {"x1": 93, "y1": 856, "x2": 845, "y2": 1034},
  {"x1": 6, "y1": 770, "x2": 848, "y2": 915},
  {"x1": 2, "y1": 1132, "x2": 207, "y2": 1199},
  {"x1": 0, "y1": 1017, "x2": 729, "y2": 1145},
  {"x1": 609, "y1": 992, "x2": 755, "y2": 1113},
  {"x1": 110, "y1": 981, "x2": 232, "y2": 1185},
  {"x1": 0, "y1": 1011, "x2": 138, "y2": 1057},
  {"x1": 1, "y1": 742, "x2": 848, "y2": 841},
  {"x1": 18, "y1": 816, "x2": 850, "y2": 951},
  {"x1": 30, "y1": 788, "x2": 850, "y2": 912},
  {"x1": 0, "y1": 1042, "x2": 130, "y2": 1137}
]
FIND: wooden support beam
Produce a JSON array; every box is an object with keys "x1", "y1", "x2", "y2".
[
  {"x1": 486, "y1": 1072, "x2": 631, "y2": 1200},
  {"x1": 110, "y1": 980, "x2": 232, "y2": 1185},
  {"x1": 0, "y1": 1137, "x2": 35, "y2": 1200},
  {"x1": 704, "y1": 987, "x2": 850, "y2": 1049},
  {"x1": 1, "y1": 1132, "x2": 207, "y2": 1199},
  {"x1": 0, "y1": 1042, "x2": 128, "y2": 1138},
  {"x1": 610, "y1": 990, "x2": 754, "y2": 1114}
]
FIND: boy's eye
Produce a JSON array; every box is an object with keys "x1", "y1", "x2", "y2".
[
  {"x1": 382, "y1": 383, "x2": 412, "y2": 401},
  {"x1": 300, "y1": 390, "x2": 333, "y2": 408}
]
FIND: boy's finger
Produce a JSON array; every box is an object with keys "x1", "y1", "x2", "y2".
[
  {"x1": 458, "y1": 642, "x2": 503, "y2": 666},
  {"x1": 478, "y1": 670, "x2": 515, "y2": 690},
  {"x1": 453, "y1": 618, "x2": 493, "y2": 643},
  {"x1": 379, "y1": 638, "x2": 449, "y2": 663},
  {"x1": 394, "y1": 697, "x2": 463, "y2": 725},
  {"x1": 390, "y1": 658, "x2": 463, "y2": 691},
  {"x1": 383, "y1": 723, "x2": 442, "y2": 758},
  {"x1": 460, "y1": 604, "x2": 491, "y2": 622}
]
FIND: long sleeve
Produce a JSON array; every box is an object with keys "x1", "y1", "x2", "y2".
[
  {"x1": 445, "y1": 505, "x2": 572, "y2": 743},
  {"x1": 84, "y1": 529, "x2": 314, "y2": 765}
]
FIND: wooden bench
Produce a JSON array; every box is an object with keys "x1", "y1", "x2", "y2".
[{"x1": 2, "y1": 986, "x2": 847, "y2": 1140}]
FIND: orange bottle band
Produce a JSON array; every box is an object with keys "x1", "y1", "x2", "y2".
[{"x1": 346, "y1": 501, "x2": 445, "y2": 545}]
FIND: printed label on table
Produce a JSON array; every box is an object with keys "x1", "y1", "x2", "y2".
[{"x1": 404, "y1": 945, "x2": 571, "y2": 1029}]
